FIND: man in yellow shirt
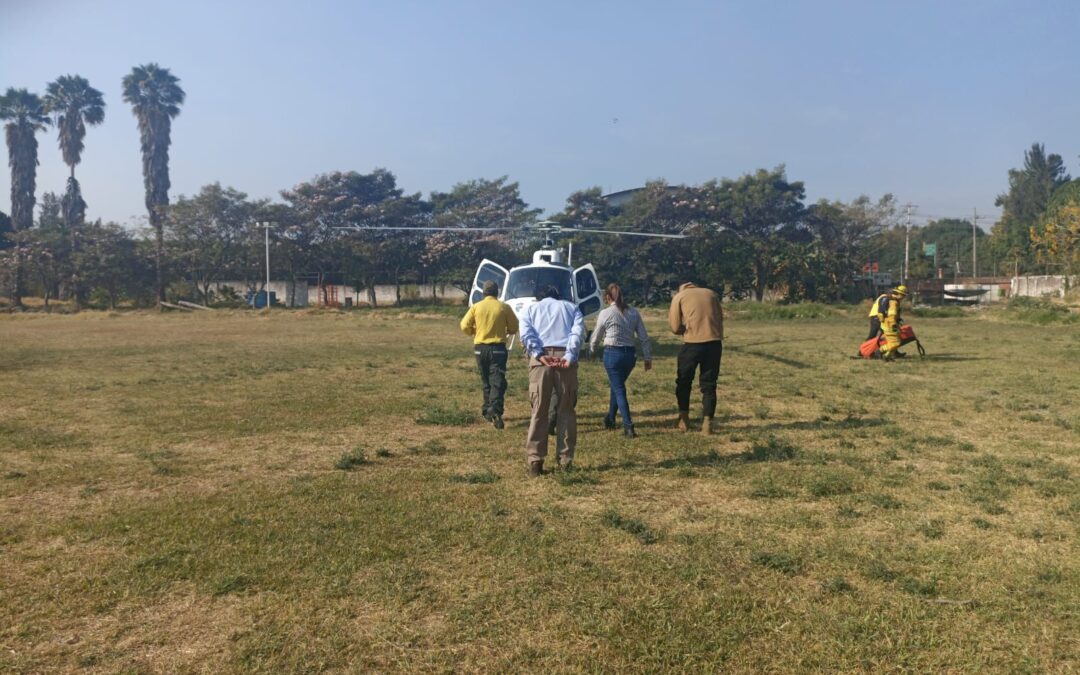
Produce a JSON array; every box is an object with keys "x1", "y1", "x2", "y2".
[{"x1": 460, "y1": 280, "x2": 519, "y2": 429}]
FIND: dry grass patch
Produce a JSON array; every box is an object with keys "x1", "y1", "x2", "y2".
[{"x1": 1, "y1": 309, "x2": 1078, "y2": 671}]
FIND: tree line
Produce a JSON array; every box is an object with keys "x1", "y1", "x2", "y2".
[
  {"x1": 1, "y1": 65, "x2": 181, "y2": 308},
  {"x1": 2, "y1": 64, "x2": 1078, "y2": 309}
]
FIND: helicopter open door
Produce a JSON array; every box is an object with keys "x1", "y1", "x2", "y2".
[
  {"x1": 573, "y1": 264, "x2": 603, "y2": 318},
  {"x1": 470, "y1": 259, "x2": 510, "y2": 305}
]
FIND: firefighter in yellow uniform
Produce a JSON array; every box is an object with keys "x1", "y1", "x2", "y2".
[{"x1": 878, "y1": 285, "x2": 907, "y2": 360}]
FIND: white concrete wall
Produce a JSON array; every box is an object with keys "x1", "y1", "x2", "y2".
[
  {"x1": 211, "y1": 281, "x2": 466, "y2": 307},
  {"x1": 211, "y1": 281, "x2": 309, "y2": 307},
  {"x1": 309, "y1": 283, "x2": 467, "y2": 306},
  {"x1": 1011, "y1": 275, "x2": 1077, "y2": 299}
]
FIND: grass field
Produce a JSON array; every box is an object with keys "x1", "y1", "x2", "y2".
[{"x1": 2, "y1": 305, "x2": 1078, "y2": 672}]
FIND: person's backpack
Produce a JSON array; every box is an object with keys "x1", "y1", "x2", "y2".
[{"x1": 876, "y1": 295, "x2": 891, "y2": 317}]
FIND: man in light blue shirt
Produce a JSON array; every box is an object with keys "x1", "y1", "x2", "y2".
[{"x1": 519, "y1": 285, "x2": 585, "y2": 476}]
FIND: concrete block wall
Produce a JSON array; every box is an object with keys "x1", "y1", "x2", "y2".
[{"x1": 1011, "y1": 275, "x2": 1077, "y2": 299}]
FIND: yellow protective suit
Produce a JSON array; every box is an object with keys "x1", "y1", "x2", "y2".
[{"x1": 879, "y1": 297, "x2": 902, "y2": 357}]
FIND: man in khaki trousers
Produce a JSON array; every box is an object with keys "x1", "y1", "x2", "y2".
[{"x1": 518, "y1": 286, "x2": 585, "y2": 476}]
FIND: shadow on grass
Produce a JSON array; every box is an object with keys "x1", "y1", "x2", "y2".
[
  {"x1": 646, "y1": 340, "x2": 812, "y2": 371},
  {"x1": 656, "y1": 450, "x2": 740, "y2": 469},
  {"x1": 727, "y1": 345, "x2": 814, "y2": 370},
  {"x1": 655, "y1": 437, "x2": 800, "y2": 470},
  {"x1": 729, "y1": 415, "x2": 891, "y2": 433},
  {"x1": 925, "y1": 353, "x2": 988, "y2": 362}
]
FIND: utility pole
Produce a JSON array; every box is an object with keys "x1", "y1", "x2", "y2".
[
  {"x1": 903, "y1": 203, "x2": 914, "y2": 283},
  {"x1": 256, "y1": 221, "x2": 275, "y2": 310},
  {"x1": 972, "y1": 208, "x2": 978, "y2": 282}
]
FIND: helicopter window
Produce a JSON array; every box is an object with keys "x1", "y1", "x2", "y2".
[
  {"x1": 506, "y1": 268, "x2": 574, "y2": 301},
  {"x1": 470, "y1": 289, "x2": 484, "y2": 304},
  {"x1": 575, "y1": 269, "x2": 598, "y2": 299},
  {"x1": 475, "y1": 263, "x2": 505, "y2": 289},
  {"x1": 579, "y1": 296, "x2": 603, "y2": 317}
]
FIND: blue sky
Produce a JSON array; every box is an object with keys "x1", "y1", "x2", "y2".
[{"x1": 2, "y1": 0, "x2": 1077, "y2": 230}]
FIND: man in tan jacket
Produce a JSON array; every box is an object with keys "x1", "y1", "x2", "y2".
[{"x1": 668, "y1": 282, "x2": 724, "y2": 434}]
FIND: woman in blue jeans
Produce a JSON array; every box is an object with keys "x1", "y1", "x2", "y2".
[{"x1": 589, "y1": 283, "x2": 652, "y2": 437}]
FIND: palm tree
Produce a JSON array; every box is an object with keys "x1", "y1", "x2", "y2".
[
  {"x1": 1, "y1": 88, "x2": 50, "y2": 306},
  {"x1": 122, "y1": 63, "x2": 184, "y2": 303},
  {"x1": 43, "y1": 75, "x2": 105, "y2": 180},
  {"x1": 43, "y1": 75, "x2": 105, "y2": 308}
]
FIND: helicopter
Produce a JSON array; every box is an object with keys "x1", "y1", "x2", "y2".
[
  {"x1": 334, "y1": 220, "x2": 685, "y2": 328},
  {"x1": 466, "y1": 221, "x2": 684, "y2": 325}
]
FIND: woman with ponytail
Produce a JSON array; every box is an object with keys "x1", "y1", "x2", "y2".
[{"x1": 588, "y1": 283, "x2": 652, "y2": 437}]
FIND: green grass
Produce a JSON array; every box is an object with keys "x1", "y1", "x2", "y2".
[
  {"x1": 334, "y1": 446, "x2": 369, "y2": 470},
  {"x1": 1005, "y1": 296, "x2": 1079, "y2": 324},
  {"x1": 0, "y1": 307, "x2": 1078, "y2": 672},
  {"x1": 450, "y1": 469, "x2": 500, "y2": 484},
  {"x1": 600, "y1": 509, "x2": 660, "y2": 545},
  {"x1": 727, "y1": 301, "x2": 839, "y2": 320},
  {"x1": 908, "y1": 305, "x2": 968, "y2": 318}
]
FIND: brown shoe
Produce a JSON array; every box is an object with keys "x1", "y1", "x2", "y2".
[
  {"x1": 528, "y1": 461, "x2": 543, "y2": 477},
  {"x1": 677, "y1": 411, "x2": 691, "y2": 431},
  {"x1": 702, "y1": 416, "x2": 713, "y2": 435}
]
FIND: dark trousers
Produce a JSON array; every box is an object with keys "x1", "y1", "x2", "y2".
[
  {"x1": 474, "y1": 343, "x2": 508, "y2": 417},
  {"x1": 676, "y1": 340, "x2": 723, "y2": 417},
  {"x1": 603, "y1": 346, "x2": 637, "y2": 429},
  {"x1": 866, "y1": 317, "x2": 882, "y2": 341}
]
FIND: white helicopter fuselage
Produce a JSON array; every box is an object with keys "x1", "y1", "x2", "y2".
[{"x1": 469, "y1": 248, "x2": 604, "y2": 329}]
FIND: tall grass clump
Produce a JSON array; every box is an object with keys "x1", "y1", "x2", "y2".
[
  {"x1": 601, "y1": 509, "x2": 659, "y2": 545},
  {"x1": 744, "y1": 436, "x2": 799, "y2": 462},
  {"x1": 727, "y1": 301, "x2": 835, "y2": 320},
  {"x1": 1006, "y1": 297, "x2": 1077, "y2": 325},
  {"x1": 334, "y1": 447, "x2": 369, "y2": 470},
  {"x1": 909, "y1": 305, "x2": 966, "y2": 318},
  {"x1": 416, "y1": 408, "x2": 476, "y2": 426}
]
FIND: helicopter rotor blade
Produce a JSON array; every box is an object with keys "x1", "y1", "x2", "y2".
[
  {"x1": 332, "y1": 223, "x2": 688, "y2": 239},
  {"x1": 333, "y1": 226, "x2": 519, "y2": 232},
  {"x1": 564, "y1": 227, "x2": 687, "y2": 239}
]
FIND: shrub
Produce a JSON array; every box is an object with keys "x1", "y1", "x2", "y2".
[
  {"x1": 450, "y1": 470, "x2": 499, "y2": 484},
  {"x1": 601, "y1": 510, "x2": 659, "y2": 545},
  {"x1": 918, "y1": 519, "x2": 945, "y2": 539},
  {"x1": 728, "y1": 302, "x2": 835, "y2": 320},
  {"x1": 822, "y1": 576, "x2": 855, "y2": 594},
  {"x1": 212, "y1": 573, "x2": 252, "y2": 596},
  {"x1": 909, "y1": 306, "x2": 966, "y2": 318},
  {"x1": 749, "y1": 475, "x2": 792, "y2": 499},
  {"x1": 556, "y1": 472, "x2": 600, "y2": 487},
  {"x1": 868, "y1": 493, "x2": 903, "y2": 510},
  {"x1": 334, "y1": 447, "x2": 368, "y2": 470},
  {"x1": 407, "y1": 440, "x2": 449, "y2": 455},
  {"x1": 1006, "y1": 296, "x2": 1077, "y2": 325},
  {"x1": 750, "y1": 550, "x2": 802, "y2": 575},
  {"x1": 416, "y1": 408, "x2": 475, "y2": 426},
  {"x1": 807, "y1": 470, "x2": 855, "y2": 497},
  {"x1": 744, "y1": 436, "x2": 799, "y2": 462}
]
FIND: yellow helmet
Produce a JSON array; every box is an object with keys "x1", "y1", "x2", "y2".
[{"x1": 893, "y1": 285, "x2": 908, "y2": 297}]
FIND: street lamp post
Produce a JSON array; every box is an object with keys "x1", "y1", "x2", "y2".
[{"x1": 255, "y1": 221, "x2": 275, "y2": 309}]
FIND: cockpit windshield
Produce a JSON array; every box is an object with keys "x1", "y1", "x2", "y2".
[{"x1": 505, "y1": 267, "x2": 574, "y2": 301}]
